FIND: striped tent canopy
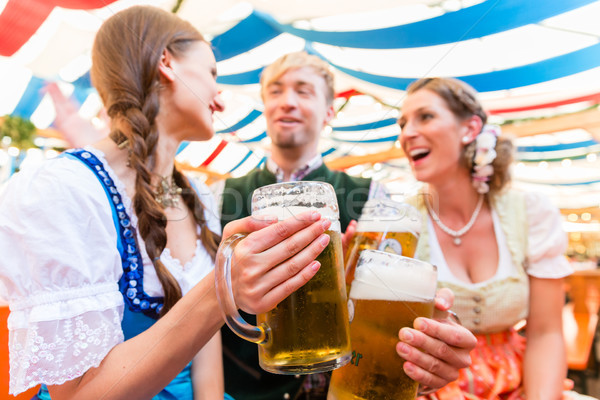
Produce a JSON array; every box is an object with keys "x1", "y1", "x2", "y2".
[{"x1": 2, "y1": 0, "x2": 600, "y2": 214}]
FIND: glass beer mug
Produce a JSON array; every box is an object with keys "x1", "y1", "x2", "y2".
[
  {"x1": 215, "y1": 181, "x2": 352, "y2": 374},
  {"x1": 328, "y1": 249, "x2": 437, "y2": 400},
  {"x1": 344, "y1": 199, "x2": 422, "y2": 288}
]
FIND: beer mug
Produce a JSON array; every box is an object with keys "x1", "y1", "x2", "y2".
[
  {"x1": 345, "y1": 199, "x2": 422, "y2": 288},
  {"x1": 215, "y1": 181, "x2": 352, "y2": 374},
  {"x1": 328, "y1": 250, "x2": 437, "y2": 400}
]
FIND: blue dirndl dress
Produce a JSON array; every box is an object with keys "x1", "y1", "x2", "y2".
[{"x1": 34, "y1": 149, "x2": 194, "y2": 400}]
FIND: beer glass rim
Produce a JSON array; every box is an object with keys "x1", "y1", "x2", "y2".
[
  {"x1": 359, "y1": 199, "x2": 421, "y2": 219},
  {"x1": 251, "y1": 181, "x2": 339, "y2": 220},
  {"x1": 352, "y1": 249, "x2": 438, "y2": 302},
  {"x1": 253, "y1": 180, "x2": 336, "y2": 193},
  {"x1": 359, "y1": 249, "x2": 437, "y2": 273}
]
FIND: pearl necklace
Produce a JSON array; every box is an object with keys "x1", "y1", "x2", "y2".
[{"x1": 426, "y1": 194, "x2": 484, "y2": 246}]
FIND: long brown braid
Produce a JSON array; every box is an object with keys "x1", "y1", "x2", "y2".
[{"x1": 91, "y1": 6, "x2": 219, "y2": 316}]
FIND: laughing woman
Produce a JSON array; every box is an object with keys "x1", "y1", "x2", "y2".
[{"x1": 399, "y1": 77, "x2": 596, "y2": 400}]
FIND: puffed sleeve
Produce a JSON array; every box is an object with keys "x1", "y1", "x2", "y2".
[
  {"x1": 0, "y1": 157, "x2": 125, "y2": 394},
  {"x1": 525, "y1": 191, "x2": 572, "y2": 278}
]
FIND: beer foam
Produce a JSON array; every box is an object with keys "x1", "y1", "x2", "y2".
[
  {"x1": 355, "y1": 218, "x2": 421, "y2": 237},
  {"x1": 356, "y1": 201, "x2": 422, "y2": 236},
  {"x1": 349, "y1": 253, "x2": 437, "y2": 301},
  {"x1": 253, "y1": 205, "x2": 341, "y2": 232}
]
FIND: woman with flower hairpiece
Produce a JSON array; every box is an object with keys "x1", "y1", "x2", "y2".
[
  {"x1": 0, "y1": 6, "x2": 336, "y2": 400},
  {"x1": 399, "y1": 77, "x2": 595, "y2": 399}
]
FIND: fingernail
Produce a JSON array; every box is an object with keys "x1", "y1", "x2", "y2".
[
  {"x1": 319, "y1": 234, "x2": 330, "y2": 246},
  {"x1": 310, "y1": 261, "x2": 321, "y2": 272},
  {"x1": 311, "y1": 211, "x2": 321, "y2": 221},
  {"x1": 437, "y1": 297, "x2": 449, "y2": 309},
  {"x1": 321, "y1": 218, "x2": 331, "y2": 229},
  {"x1": 404, "y1": 362, "x2": 415, "y2": 374},
  {"x1": 401, "y1": 329, "x2": 413, "y2": 341},
  {"x1": 415, "y1": 318, "x2": 427, "y2": 331}
]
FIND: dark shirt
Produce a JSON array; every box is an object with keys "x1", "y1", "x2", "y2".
[{"x1": 219, "y1": 164, "x2": 371, "y2": 400}]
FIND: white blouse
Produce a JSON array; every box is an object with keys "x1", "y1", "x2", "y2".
[{"x1": 0, "y1": 147, "x2": 221, "y2": 395}]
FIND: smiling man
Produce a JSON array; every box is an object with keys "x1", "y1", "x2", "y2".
[
  {"x1": 218, "y1": 52, "x2": 376, "y2": 400},
  {"x1": 219, "y1": 52, "x2": 375, "y2": 235}
]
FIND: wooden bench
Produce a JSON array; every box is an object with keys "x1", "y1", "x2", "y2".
[{"x1": 563, "y1": 270, "x2": 600, "y2": 392}]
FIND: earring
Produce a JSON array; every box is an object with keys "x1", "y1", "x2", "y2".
[{"x1": 461, "y1": 136, "x2": 470, "y2": 144}]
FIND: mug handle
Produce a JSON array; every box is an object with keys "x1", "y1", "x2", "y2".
[{"x1": 215, "y1": 233, "x2": 270, "y2": 344}]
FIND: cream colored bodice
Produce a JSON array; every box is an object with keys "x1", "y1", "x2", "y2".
[{"x1": 410, "y1": 190, "x2": 529, "y2": 333}]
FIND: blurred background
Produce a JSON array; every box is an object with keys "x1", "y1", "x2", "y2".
[{"x1": 2, "y1": 0, "x2": 600, "y2": 397}]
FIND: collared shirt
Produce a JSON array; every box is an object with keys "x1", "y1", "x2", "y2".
[
  {"x1": 214, "y1": 154, "x2": 387, "y2": 199},
  {"x1": 211, "y1": 156, "x2": 389, "y2": 222},
  {"x1": 265, "y1": 154, "x2": 323, "y2": 183}
]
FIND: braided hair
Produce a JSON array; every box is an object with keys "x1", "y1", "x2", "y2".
[{"x1": 91, "y1": 6, "x2": 220, "y2": 316}]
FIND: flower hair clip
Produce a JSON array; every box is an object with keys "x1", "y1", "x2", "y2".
[{"x1": 471, "y1": 124, "x2": 500, "y2": 194}]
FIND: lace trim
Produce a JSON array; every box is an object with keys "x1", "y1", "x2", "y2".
[
  {"x1": 9, "y1": 308, "x2": 124, "y2": 395},
  {"x1": 161, "y1": 239, "x2": 202, "y2": 271}
]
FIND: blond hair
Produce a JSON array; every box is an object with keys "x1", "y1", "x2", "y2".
[{"x1": 260, "y1": 51, "x2": 335, "y2": 105}]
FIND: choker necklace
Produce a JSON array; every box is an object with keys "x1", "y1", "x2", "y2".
[
  {"x1": 154, "y1": 176, "x2": 182, "y2": 208},
  {"x1": 426, "y1": 194, "x2": 484, "y2": 246}
]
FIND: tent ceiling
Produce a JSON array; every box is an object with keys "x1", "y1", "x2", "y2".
[{"x1": 2, "y1": 0, "x2": 600, "y2": 210}]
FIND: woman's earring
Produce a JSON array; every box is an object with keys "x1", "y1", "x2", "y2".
[{"x1": 461, "y1": 136, "x2": 470, "y2": 144}]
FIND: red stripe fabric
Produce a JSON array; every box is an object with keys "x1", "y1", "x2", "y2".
[
  {"x1": 489, "y1": 92, "x2": 600, "y2": 114},
  {"x1": 0, "y1": 0, "x2": 119, "y2": 57},
  {"x1": 200, "y1": 139, "x2": 228, "y2": 167}
]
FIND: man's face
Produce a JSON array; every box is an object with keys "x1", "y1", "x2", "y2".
[{"x1": 263, "y1": 66, "x2": 334, "y2": 151}]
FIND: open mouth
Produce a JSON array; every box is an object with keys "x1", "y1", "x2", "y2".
[{"x1": 409, "y1": 148, "x2": 430, "y2": 162}]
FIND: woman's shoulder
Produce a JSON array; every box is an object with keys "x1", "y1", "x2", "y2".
[{"x1": 2, "y1": 150, "x2": 105, "y2": 202}]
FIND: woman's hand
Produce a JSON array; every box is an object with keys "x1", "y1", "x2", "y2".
[
  {"x1": 396, "y1": 288, "x2": 476, "y2": 390},
  {"x1": 222, "y1": 211, "x2": 332, "y2": 314}
]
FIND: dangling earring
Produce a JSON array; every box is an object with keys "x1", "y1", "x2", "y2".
[{"x1": 117, "y1": 139, "x2": 132, "y2": 167}]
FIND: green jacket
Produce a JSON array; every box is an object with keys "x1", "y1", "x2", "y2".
[{"x1": 220, "y1": 163, "x2": 371, "y2": 400}]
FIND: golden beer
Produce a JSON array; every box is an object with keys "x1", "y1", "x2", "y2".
[
  {"x1": 328, "y1": 250, "x2": 437, "y2": 400},
  {"x1": 345, "y1": 230, "x2": 418, "y2": 287},
  {"x1": 344, "y1": 200, "x2": 422, "y2": 289},
  {"x1": 257, "y1": 230, "x2": 351, "y2": 373},
  {"x1": 216, "y1": 182, "x2": 352, "y2": 375}
]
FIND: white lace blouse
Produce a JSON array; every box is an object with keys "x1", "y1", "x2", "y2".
[{"x1": 0, "y1": 147, "x2": 221, "y2": 395}]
